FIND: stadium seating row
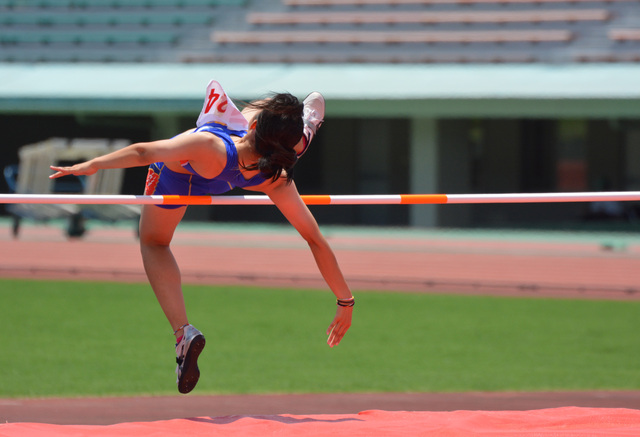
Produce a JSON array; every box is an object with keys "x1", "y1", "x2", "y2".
[
  {"x1": 0, "y1": 29, "x2": 179, "y2": 45},
  {"x1": 0, "y1": 46, "x2": 168, "y2": 62},
  {"x1": 248, "y1": 10, "x2": 612, "y2": 25},
  {"x1": 610, "y1": 28, "x2": 640, "y2": 40},
  {"x1": 0, "y1": 11, "x2": 215, "y2": 27},
  {"x1": 213, "y1": 29, "x2": 575, "y2": 44},
  {"x1": 0, "y1": 0, "x2": 245, "y2": 8}
]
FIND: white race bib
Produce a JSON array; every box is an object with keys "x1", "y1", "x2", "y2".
[{"x1": 195, "y1": 80, "x2": 248, "y2": 132}]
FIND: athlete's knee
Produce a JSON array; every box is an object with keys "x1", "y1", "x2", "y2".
[{"x1": 139, "y1": 228, "x2": 172, "y2": 248}]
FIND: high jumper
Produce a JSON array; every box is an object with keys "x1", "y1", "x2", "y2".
[{"x1": 49, "y1": 80, "x2": 354, "y2": 394}]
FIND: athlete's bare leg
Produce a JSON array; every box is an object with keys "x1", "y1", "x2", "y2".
[{"x1": 139, "y1": 204, "x2": 189, "y2": 339}]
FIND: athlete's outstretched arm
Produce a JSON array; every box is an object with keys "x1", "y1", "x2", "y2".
[
  {"x1": 265, "y1": 180, "x2": 353, "y2": 348},
  {"x1": 49, "y1": 131, "x2": 220, "y2": 179}
]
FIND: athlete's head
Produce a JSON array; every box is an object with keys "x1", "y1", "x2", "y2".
[{"x1": 246, "y1": 93, "x2": 303, "y2": 183}]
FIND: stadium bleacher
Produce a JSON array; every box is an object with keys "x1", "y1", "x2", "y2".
[
  {"x1": 0, "y1": 0, "x2": 638, "y2": 63},
  {"x1": 205, "y1": 0, "x2": 640, "y2": 63},
  {"x1": 0, "y1": 0, "x2": 248, "y2": 62}
]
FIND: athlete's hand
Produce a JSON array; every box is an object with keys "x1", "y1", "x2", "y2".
[
  {"x1": 326, "y1": 305, "x2": 352, "y2": 347},
  {"x1": 49, "y1": 162, "x2": 97, "y2": 179}
]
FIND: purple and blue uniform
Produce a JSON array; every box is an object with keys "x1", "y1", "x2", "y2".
[{"x1": 143, "y1": 80, "x2": 267, "y2": 209}]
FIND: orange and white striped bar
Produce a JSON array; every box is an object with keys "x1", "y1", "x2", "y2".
[{"x1": 1, "y1": 192, "x2": 640, "y2": 206}]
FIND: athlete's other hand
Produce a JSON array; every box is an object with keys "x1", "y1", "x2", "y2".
[
  {"x1": 50, "y1": 162, "x2": 97, "y2": 179},
  {"x1": 326, "y1": 305, "x2": 352, "y2": 347}
]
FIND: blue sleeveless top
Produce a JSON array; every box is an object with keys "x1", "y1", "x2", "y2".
[{"x1": 180, "y1": 122, "x2": 267, "y2": 191}]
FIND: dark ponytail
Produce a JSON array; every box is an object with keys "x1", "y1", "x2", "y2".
[{"x1": 245, "y1": 93, "x2": 303, "y2": 183}]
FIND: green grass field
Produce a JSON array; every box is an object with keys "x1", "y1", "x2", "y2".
[{"x1": 1, "y1": 278, "x2": 639, "y2": 398}]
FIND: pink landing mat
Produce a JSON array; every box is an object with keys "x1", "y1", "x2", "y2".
[{"x1": 2, "y1": 407, "x2": 640, "y2": 437}]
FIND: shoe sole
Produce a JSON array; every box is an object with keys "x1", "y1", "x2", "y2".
[
  {"x1": 299, "y1": 92, "x2": 325, "y2": 157},
  {"x1": 177, "y1": 334, "x2": 206, "y2": 394}
]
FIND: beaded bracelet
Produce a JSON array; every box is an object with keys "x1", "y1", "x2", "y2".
[
  {"x1": 337, "y1": 297, "x2": 355, "y2": 307},
  {"x1": 173, "y1": 324, "x2": 189, "y2": 335}
]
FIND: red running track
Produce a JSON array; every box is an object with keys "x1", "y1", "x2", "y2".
[{"x1": 2, "y1": 221, "x2": 640, "y2": 299}]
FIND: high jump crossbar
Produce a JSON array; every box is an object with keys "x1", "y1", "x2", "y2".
[{"x1": 1, "y1": 192, "x2": 640, "y2": 206}]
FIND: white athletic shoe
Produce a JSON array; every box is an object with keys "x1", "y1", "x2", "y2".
[
  {"x1": 299, "y1": 92, "x2": 325, "y2": 158},
  {"x1": 175, "y1": 324, "x2": 206, "y2": 394}
]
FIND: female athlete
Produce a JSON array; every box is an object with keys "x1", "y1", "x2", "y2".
[{"x1": 49, "y1": 80, "x2": 354, "y2": 394}]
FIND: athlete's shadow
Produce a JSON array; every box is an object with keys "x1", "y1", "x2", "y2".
[{"x1": 188, "y1": 415, "x2": 364, "y2": 425}]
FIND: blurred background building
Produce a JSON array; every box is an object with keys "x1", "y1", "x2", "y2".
[{"x1": 1, "y1": 0, "x2": 639, "y2": 230}]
